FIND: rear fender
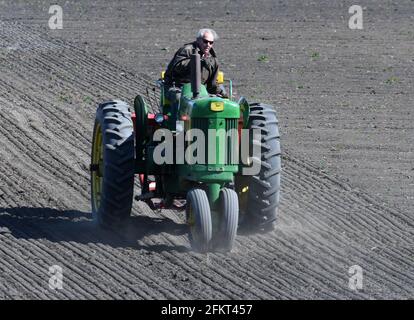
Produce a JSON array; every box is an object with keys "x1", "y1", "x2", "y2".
[{"x1": 238, "y1": 97, "x2": 250, "y2": 128}]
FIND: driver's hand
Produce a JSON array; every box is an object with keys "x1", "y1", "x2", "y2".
[{"x1": 217, "y1": 93, "x2": 229, "y2": 99}]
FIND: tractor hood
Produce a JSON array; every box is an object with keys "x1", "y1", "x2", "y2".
[{"x1": 179, "y1": 84, "x2": 240, "y2": 119}]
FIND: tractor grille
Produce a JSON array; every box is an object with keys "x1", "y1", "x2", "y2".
[
  {"x1": 225, "y1": 118, "x2": 238, "y2": 165},
  {"x1": 190, "y1": 118, "x2": 238, "y2": 165}
]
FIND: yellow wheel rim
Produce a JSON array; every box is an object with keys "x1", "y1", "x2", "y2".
[{"x1": 91, "y1": 122, "x2": 104, "y2": 212}]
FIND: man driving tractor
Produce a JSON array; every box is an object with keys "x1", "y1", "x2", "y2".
[{"x1": 164, "y1": 28, "x2": 227, "y2": 104}]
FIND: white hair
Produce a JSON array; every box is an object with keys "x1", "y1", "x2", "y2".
[{"x1": 196, "y1": 28, "x2": 219, "y2": 41}]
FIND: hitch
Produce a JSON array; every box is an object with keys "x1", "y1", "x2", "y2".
[{"x1": 135, "y1": 192, "x2": 186, "y2": 211}]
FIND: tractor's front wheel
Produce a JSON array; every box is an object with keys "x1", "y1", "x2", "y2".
[
  {"x1": 213, "y1": 188, "x2": 239, "y2": 252},
  {"x1": 91, "y1": 100, "x2": 135, "y2": 229},
  {"x1": 186, "y1": 188, "x2": 212, "y2": 253}
]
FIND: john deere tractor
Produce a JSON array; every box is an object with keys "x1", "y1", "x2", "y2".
[{"x1": 90, "y1": 52, "x2": 281, "y2": 252}]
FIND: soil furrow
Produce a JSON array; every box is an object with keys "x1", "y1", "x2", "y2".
[
  {"x1": 0, "y1": 232, "x2": 97, "y2": 299},
  {"x1": 0, "y1": 113, "x2": 90, "y2": 199}
]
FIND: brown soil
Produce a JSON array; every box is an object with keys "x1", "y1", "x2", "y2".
[{"x1": 0, "y1": 0, "x2": 412, "y2": 299}]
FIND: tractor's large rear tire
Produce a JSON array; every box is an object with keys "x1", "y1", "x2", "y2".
[
  {"x1": 186, "y1": 189, "x2": 212, "y2": 253},
  {"x1": 91, "y1": 100, "x2": 135, "y2": 229},
  {"x1": 237, "y1": 103, "x2": 281, "y2": 233}
]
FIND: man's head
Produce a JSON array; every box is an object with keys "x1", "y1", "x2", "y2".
[{"x1": 196, "y1": 28, "x2": 218, "y2": 56}]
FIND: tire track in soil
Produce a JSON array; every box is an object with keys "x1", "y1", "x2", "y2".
[
  {"x1": 0, "y1": 113, "x2": 90, "y2": 204},
  {"x1": 0, "y1": 21, "x2": 413, "y2": 299},
  {"x1": 0, "y1": 170, "x2": 110, "y2": 299},
  {"x1": 0, "y1": 85, "x2": 92, "y2": 154},
  {"x1": 278, "y1": 161, "x2": 414, "y2": 294},
  {"x1": 0, "y1": 166, "x2": 190, "y2": 299}
]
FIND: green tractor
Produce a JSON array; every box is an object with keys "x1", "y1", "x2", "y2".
[{"x1": 90, "y1": 52, "x2": 281, "y2": 252}]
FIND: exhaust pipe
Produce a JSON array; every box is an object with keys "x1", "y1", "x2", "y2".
[{"x1": 190, "y1": 50, "x2": 201, "y2": 98}]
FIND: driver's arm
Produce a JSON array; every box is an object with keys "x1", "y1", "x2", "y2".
[
  {"x1": 174, "y1": 48, "x2": 191, "y2": 73},
  {"x1": 166, "y1": 46, "x2": 192, "y2": 82}
]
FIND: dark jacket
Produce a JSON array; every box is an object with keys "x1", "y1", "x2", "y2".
[{"x1": 164, "y1": 41, "x2": 221, "y2": 94}]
